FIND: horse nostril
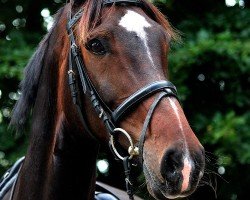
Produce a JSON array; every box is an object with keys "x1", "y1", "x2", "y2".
[{"x1": 160, "y1": 148, "x2": 183, "y2": 181}]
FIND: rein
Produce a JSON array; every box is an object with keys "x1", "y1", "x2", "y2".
[{"x1": 67, "y1": 0, "x2": 178, "y2": 199}]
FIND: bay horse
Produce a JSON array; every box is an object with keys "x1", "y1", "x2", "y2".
[{"x1": 3, "y1": 0, "x2": 205, "y2": 199}]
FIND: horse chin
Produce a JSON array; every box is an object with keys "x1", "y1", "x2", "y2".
[{"x1": 143, "y1": 163, "x2": 197, "y2": 200}]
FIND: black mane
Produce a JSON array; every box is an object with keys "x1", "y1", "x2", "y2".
[{"x1": 10, "y1": 7, "x2": 66, "y2": 132}]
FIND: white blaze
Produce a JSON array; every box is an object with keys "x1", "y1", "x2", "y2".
[
  {"x1": 168, "y1": 98, "x2": 184, "y2": 133},
  {"x1": 119, "y1": 10, "x2": 155, "y2": 68},
  {"x1": 168, "y1": 98, "x2": 192, "y2": 192},
  {"x1": 181, "y1": 157, "x2": 192, "y2": 192}
]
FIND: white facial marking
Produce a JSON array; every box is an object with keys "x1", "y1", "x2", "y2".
[
  {"x1": 168, "y1": 98, "x2": 192, "y2": 192},
  {"x1": 119, "y1": 10, "x2": 155, "y2": 68},
  {"x1": 181, "y1": 157, "x2": 192, "y2": 192},
  {"x1": 168, "y1": 97, "x2": 185, "y2": 137}
]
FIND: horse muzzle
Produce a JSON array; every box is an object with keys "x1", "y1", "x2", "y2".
[{"x1": 143, "y1": 144, "x2": 205, "y2": 199}]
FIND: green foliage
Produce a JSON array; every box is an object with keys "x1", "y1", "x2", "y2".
[
  {"x1": 204, "y1": 111, "x2": 250, "y2": 166},
  {"x1": 166, "y1": 5, "x2": 250, "y2": 199},
  {"x1": 0, "y1": 30, "x2": 38, "y2": 174},
  {"x1": 0, "y1": 31, "x2": 35, "y2": 79},
  {"x1": 170, "y1": 28, "x2": 250, "y2": 105}
]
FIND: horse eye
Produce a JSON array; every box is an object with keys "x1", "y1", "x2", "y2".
[{"x1": 86, "y1": 39, "x2": 106, "y2": 55}]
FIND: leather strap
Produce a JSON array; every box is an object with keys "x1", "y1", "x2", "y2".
[
  {"x1": 112, "y1": 81, "x2": 177, "y2": 122},
  {"x1": 68, "y1": 22, "x2": 99, "y2": 141},
  {"x1": 0, "y1": 157, "x2": 25, "y2": 200},
  {"x1": 67, "y1": 9, "x2": 83, "y2": 33},
  {"x1": 138, "y1": 92, "x2": 170, "y2": 164},
  {"x1": 68, "y1": 12, "x2": 116, "y2": 136},
  {"x1": 0, "y1": 157, "x2": 24, "y2": 191}
]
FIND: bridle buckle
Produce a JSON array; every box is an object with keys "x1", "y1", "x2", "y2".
[{"x1": 68, "y1": 69, "x2": 75, "y2": 75}]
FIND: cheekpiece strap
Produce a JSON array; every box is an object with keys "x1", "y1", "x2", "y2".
[{"x1": 67, "y1": 9, "x2": 83, "y2": 32}]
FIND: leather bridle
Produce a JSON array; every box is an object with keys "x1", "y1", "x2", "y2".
[{"x1": 67, "y1": 0, "x2": 178, "y2": 199}]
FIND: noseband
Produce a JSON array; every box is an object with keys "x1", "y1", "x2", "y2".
[{"x1": 67, "y1": 0, "x2": 178, "y2": 199}]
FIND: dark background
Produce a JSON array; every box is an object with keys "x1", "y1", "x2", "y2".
[{"x1": 0, "y1": 0, "x2": 250, "y2": 199}]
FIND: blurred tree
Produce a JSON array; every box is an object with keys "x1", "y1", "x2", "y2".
[
  {"x1": 164, "y1": 1, "x2": 250, "y2": 199},
  {"x1": 0, "y1": 0, "x2": 249, "y2": 199},
  {"x1": 0, "y1": 0, "x2": 64, "y2": 176}
]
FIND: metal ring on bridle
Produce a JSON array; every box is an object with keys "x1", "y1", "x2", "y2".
[{"x1": 110, "y1": 128, "x2": 139, "y2": 160}]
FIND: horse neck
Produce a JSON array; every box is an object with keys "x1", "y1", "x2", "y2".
[
  {"x1": 13, "y1": 117, "x2": 99, "y2": 200},
  {"x1": 13, "y1": 11, "x2": 99, "y2": 200}
]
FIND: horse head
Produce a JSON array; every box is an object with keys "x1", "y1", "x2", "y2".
[{"x1": 70, "y1": 0, "x2": 205, "y2": 198}]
